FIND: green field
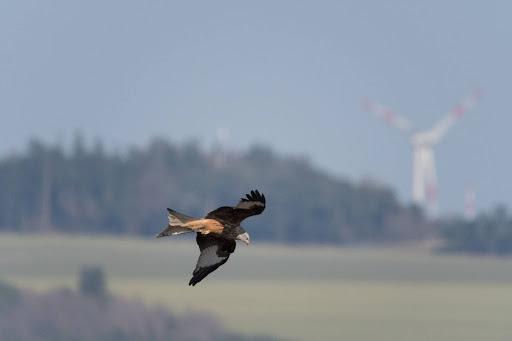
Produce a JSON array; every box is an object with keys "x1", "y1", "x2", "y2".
[{"x1": 1, "y1": 234, "x2": 512, "y2": 341}]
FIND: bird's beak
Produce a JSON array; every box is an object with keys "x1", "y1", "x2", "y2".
[{"x1": 238, "y1": 232, "x2": 250, "y2": 245}]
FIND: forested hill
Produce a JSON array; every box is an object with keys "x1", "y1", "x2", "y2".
[{"x1": 0, "y1": 137, "x2": 431, "y2": 243}]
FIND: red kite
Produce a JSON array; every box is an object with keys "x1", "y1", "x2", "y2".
[{"x1": 156, "y1": 190, "x2": 266, "y2": 286}]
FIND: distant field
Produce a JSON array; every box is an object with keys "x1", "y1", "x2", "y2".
[{"x1": 1, "y1": 234, "x2": 512, "y2": 341}]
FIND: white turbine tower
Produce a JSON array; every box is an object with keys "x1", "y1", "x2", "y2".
[
  {"x1": 464, "y1": 183, "x2": 476, "y2": 221},
  {"x1": 212, "y1": 127, "x2": 229, "y2": 169},
  {"x1": 362, "y1": 89, "x2": 482, "y2": 218}
]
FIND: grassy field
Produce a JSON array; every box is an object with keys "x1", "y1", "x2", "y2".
[{"x1": 1, "y1": 234, "x2": 512, "y2": 341}]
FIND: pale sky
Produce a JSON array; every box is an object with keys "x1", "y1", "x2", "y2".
[{"x1": 1, "y1": 1, "x2": 511, "y2": 215}]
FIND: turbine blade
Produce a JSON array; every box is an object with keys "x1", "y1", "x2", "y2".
[
  {"x1": 426, "y1": 88, "x2": 483, "y2": 143},
  {"x1": 362, "y1": 99, "x2": 416, "y2": 134}
]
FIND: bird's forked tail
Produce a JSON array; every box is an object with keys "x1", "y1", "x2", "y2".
[{"x1": 155, "y1": 208, "x2": 198, "y2": 238}]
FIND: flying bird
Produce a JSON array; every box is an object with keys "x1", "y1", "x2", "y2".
[{"x1": 155, "y1": 190, "x2": 266, "y2": 286}]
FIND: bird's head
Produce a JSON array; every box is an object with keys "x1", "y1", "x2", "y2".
[{"x1": 236, "y1": 231, "x2": 250, "y2": 245}]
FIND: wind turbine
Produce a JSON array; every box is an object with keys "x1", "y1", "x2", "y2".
[
  {"x1": 362, "y1": 89, "x2": 482, "y2": 217},
  {"x1": 212, "y1": 127, "x2": 229, "y2": 169},
  {"x1": 464, "y1": 183, "x2": 476, "y2": 221}
]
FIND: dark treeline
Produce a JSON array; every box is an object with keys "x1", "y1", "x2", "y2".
[
  {"x1": 0, "y1": 268, "x2": 278, "y2": 341},
  {"x1": 440, "y1": 206, "x2": 512, "y2": 255},
  {"x1": 1, "y1": 137, "x2": 512, "y2": 253},
  {"x1": 0, "y1": 137, "x2": 432, "y2": 244}
]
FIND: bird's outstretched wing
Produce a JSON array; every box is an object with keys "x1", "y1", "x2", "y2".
[
  {"x1": 205, "y1": 190, "x2": 266, "y2": 225},
  {"x1": 189, "y1": 234, "x2": 236, "y2": 286}
]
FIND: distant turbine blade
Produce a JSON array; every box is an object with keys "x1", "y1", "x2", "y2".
[
  {"x1": 362, "y1": 99, "x2": 416, "y2": 134},
  {"x1": 426, "y1": 88, "x2": 483, "y2": 143}
]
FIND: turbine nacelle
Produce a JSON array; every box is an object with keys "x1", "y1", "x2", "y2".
[{"x1": 411, "y1": 132, "x2": 438, "y2": 147}]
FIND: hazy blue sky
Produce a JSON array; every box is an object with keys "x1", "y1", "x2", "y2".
[{"x1": 1, "y1": 1, "x2": 511, "y2": 215}]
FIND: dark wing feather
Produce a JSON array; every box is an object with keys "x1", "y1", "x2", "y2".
[
  {"x1": 205, "y1": 190, "x2": 266, "y2": 225},
  {"x1": 189, "y1": 234, "x2": 236, "y2": 286}
]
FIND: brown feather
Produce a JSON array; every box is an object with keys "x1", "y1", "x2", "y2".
[{"x1": 183, "y1": 219, "x2": 224, "y2": 235}]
